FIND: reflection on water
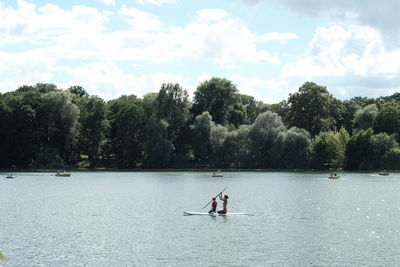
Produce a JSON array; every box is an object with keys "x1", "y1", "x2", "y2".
[{"x1": 0, "y1": 172, "x2": 399, "y2": 265}]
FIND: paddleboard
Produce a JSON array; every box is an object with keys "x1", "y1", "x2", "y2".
[{"x1": 183, "y1": 211, "x2": 249, "y2": 216}]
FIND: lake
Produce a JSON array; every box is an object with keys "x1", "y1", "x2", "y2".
[{"x1": 1, "y1": 171, "x2": 400, "y2": 266}]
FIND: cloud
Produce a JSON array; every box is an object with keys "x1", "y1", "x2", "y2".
[
  {"x1": 282, "y1": 24, "x2": 400, "y2": 99},
  {"x1": 119, "y1": 6, "x2": 162, "y2": 31},
  {"x1": 0, "y1": 50, "x2": 57, "y2": 91},
  {"x1": 0, "y1": 2, "x2": 290, "y2": 100},
  {"x1": 96, "y1": 0, "x2": 115, "y2": 6},
  {"x1": 243, "y1": 0, "x2": 400, "y2": 47},
  {"x1": 0, "y1": 1, "x2": 108, "y2": 48},
  {"x1": 196, "y1": 9, "x2": 229, "y2": 23},
  {"x1": 260, "y1": 32, "x2": 298, "y2": 43},
  {"x1": 62, "y1": 62, "x2": 190, "y2": 100},
  {"x1": 135, "y1": 0, "x2": 177, "y2": 5}
]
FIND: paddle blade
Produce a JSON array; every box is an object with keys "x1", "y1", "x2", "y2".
[{"x1": 0, "y1": 252, "x2": 7, "y2": 260}]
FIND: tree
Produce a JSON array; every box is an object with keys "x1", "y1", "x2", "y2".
[
  {"x1": 370, "y1": 133, "x2": 398, "y2": 169},
  {"x1": 249, "y1": 111, "x2": 286, "y2": 168},
  {"x1": 271, "y1": 127, "x2": 311, "y2": 169},
  {"x1": 143, "y1": 117, "x2": 174, "y2": 168},
  {"x1": 374, "y1": 103, "x2": 400, "y2": 136},
  {"x1": 190, "y1": 112, "x2": 214, "y2": 162},
  {"x1": 37, "y1": 91, "x2": 79, "y2": 165},
  {"x1": 154, "y1": 83, "x2": 191, "y2": 154},
  {"x1": 353, "y1": 104, "x2": 379, "y2": 131},
  {"x1": 382, "y1": 148, "x2": 400, "y2": 169},
  {"x1": 287, "y1": 82, "x2": 337, "y2": 136},
  {"x1": 108, "y1": 95, "x2": 145, "y2": 168},
  {"x1": 209, "y1": 124, "x2": 229, "y2": 166},
  {"x1": 191, "y1": 77, "x2": 238, "y2": 125},
  {"x1": 77, "y1": 96, "x2": 110, "y2": 161},
  {"x1": 68, "y1": 86, "x2": 88, "y2": 98},
  {"x1": 345, "y1": 128, "x2": 374, "y2": 170},
  {"x1": 309, "y1": 129, "x2": 349, "y2": 169}
]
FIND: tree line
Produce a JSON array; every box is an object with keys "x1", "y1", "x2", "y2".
[{"x1": 1, "y1": 79, "x2": 400, "y2": 170}]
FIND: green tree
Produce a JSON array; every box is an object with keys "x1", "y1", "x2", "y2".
[
  {"x1": 370, "y1": 133, "x2": 398, "y2": 169},
  {"x1": 143, "y1": 117, "x2": 174, "y2": 168},
  {"x1": 272, "y1": 127, "x2": 311, "y2": 169},
  {"x1": 37, "y1": 90, "x2": 79, "y2": 165},
  {"x1": 209, "y1": 124, "x2": 229, "y2": 166},
  {"x1": 353, "y1": 104, "x2": 379, "y2": 131},
  {"x1": 287, "y1": 82, "x2": 337, "y2": 136},
  {"x1": 249, "y1": 111, "x2": 286, "y2": 168},
  {"x1": 374, "y1": 103, "x2": 400, "y2": 136},
  {"x1": 154, "y1": 83, "x2": 191, "y2": 158},
  {"x1": 68, "y1": 85, "x2": 88, "y2": 98},
  {"x1": 77, "y1": 96, "x2": 110, "y2": 161},
  {"x1": 382, "y1": 148, "x2": 400, "y2": 169},
  {"x1": 108, "y1": 95, "x2": 145, "y2": 168},
  {"x1": 191, "y1": 77, "x2": 238, "y2": 125},
  {"x1": 309, "y1": 128, "x2": 350, "y2": 169},
  {"x1": 345, "y1": 128, "x2": 374, "y2": 170},
  {"x1": 190, "y1": 112, "x2": 214, "y2": 162}
]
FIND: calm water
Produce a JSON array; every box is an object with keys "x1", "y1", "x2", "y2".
[{"x1": 1, "y1": 172, "x2": 400, "y2": 266}]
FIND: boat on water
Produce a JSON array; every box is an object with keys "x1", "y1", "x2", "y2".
[
  {"x1": 55, "y1": 172, "x2": 71, "y2": 177},
  {"x1": 183, "y1": 211, "x2": 249, "y2": 216},
  {"x1": 379, "y1": 173, "x2": 389, "y2": 176},
  {"x1": 328, "y1": 173, "x2": 340, "y2": 179},
  {"x1": 5, "y1": 174, "x2": 15, "y2": 179},
  {"x1": 211, "y1": 170, "x2": 223, "y2": 177}
]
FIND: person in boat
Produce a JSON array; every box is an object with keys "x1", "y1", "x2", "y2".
[
  {"x1": 217, "y1": 193, "x2": 229, "y2": 214},
  {"x1": 208, "y1": 198, "x2": 217, "y2": 213}
]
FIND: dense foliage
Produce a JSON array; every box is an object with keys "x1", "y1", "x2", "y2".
[{"x1": 1, "y1": 80, "x2": 400, "y2": 170}]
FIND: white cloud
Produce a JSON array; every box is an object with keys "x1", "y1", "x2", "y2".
[
  {"x1": 0, "y1": 1, "x2": 108, "y2": 48},
  {"x1": 63, "y1": 62, "x2": 190, "y2": 100},
  {"x1": 196, "y1": 9, "x2": 229, "y2": 23},
  {"x1": 0, "y1": 1, "x2": 291, "y2": 100},
  {"x1": 243, "y1": 0, "x2": 400, "y2": 47},
  {"x1": 260, "y1": 32, "x2": 298, "y2": 43},
  {"x1": 282, "y1": 24, "x2": 400, "y2": 99},
  {"x1": 0, "y1": 50, "x2": 56, "y2": 91},
  {"x1": 119, "y1": 6, "x2": 162, "y2": 31},
  {"x1": 135, "y1": 0, "x2": 177, "y2": 5},
  {"x1": 231, "y1": 74, "x2": 289, "y2": 103},
  {"x1": 96, "y1": 0, "x2": 115, "y2": 6}
]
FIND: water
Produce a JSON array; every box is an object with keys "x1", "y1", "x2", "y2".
[{"x1": 1, "y1": 172, "x2": 400, "y2": 266}]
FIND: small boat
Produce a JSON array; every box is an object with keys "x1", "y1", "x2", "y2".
[
  {"x1": 328, "y1": 173, "x2": 340, "y2": 179},
  {"x1": 5, "y1": 174, "x2": 15, "y2": 179},
  {"x1": 211, "y1": 170, "x2": 223, "y2": 177},
  {"x1": 55, "y1": 172, "x2": 71, "y2": 177},
  {"x1": 379, "y1": 173, "x2": 389, "y2": 176},
  {"x1": 183, "y1": 211, "x2": 249, "y2": 216}
]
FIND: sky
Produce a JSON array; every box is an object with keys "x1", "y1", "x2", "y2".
[{"x1": 1, "y1": 0, "x2": 400, "y2": 103}]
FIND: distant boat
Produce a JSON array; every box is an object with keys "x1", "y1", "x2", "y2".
[
  {"x1": 5, "y1": 174, "x2": 15, "y2": 179},
  {"x1": 211, "y1": 170, "x2": 223, "y2": 177},
  {"x1": 55, "y1": 171, "x2": 71, "y2": 177},
  {"x1": 379, "y1": 171, "x2": 389, "y2": 176},
  {"x1": 328, "y1": 173, "x2": 340, "y2": 179}
]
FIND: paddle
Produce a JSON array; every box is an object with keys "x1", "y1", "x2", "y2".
[{"x1": 202, "y1": 187, "x2": 227, "y2": 209}]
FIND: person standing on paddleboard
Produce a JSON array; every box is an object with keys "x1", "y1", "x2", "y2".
[
  {"x1": 208, "y1": 198, "x2": 218, "y2": 213},
  {"x1": 217, "y1": 193, "x2": 229, "y2": 214}
]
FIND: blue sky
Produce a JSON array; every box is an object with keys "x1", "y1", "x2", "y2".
[{"x1": 1, "y1": 0, "x2": 399, "y2": 103}]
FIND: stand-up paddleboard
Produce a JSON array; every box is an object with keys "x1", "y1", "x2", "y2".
[{"x1": 183, "y1": 211, "x2": 249, "y2": 216}]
